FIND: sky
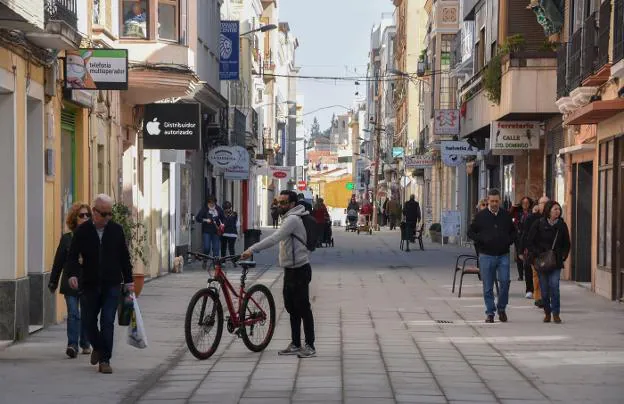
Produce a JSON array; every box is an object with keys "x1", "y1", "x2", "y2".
[{"x1": 279, "y1": 0, "x2": 394, "y2": 134}]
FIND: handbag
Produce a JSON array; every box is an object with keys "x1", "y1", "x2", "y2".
[{"x1": 535, "y1": 229, "x2": 559, "y2": 273}]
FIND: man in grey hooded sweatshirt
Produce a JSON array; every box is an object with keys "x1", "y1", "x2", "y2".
[{"x1": 241, "y1": 190, "x2": 316, "y2": 358}]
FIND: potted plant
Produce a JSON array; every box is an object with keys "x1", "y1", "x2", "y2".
[
  {"x1": 112, "y1": 203, "x2": 148, "y2": 296},
  {"x1": 429, "y1": 223, "x2": 442, "y2": 243}
]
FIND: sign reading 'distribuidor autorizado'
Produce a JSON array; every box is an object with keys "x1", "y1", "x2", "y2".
[
  {"x1": 142, "y1": 103, "x2": 201, "y2": 150},
  {"x1": 491, "y1": 121, "x2": 540, "y2": 150}
]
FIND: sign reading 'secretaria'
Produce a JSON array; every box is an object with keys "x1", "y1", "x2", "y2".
[{"x1": 142, "y1": 103, "x2": 201, "y2": 150}]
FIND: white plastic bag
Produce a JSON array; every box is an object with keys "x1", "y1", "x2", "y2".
[{"x1": 127, "y1": 295, "x2": 148, "y2": 349}]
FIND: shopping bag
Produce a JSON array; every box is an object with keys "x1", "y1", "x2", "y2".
[
  {"x1": 127, "y1": 295, "x2": 148, "y2": 349},
  {"x1": 118, "y1": 286, "x2": 133, "y2": 326}
]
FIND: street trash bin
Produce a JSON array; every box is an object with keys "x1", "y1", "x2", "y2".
[{"x1": 244, "y1": 229, "x2": 262, "y2": 251}]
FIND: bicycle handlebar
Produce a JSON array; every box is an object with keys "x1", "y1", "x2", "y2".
[{"x1": 187, "y1": 251, "x2": 241, "y2": 265}]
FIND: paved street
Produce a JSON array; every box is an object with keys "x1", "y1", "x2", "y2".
[{"x1": 1, "y1": 228, "x2": 624, "y2": 404}]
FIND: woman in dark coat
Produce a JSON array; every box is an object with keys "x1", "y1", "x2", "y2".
[
  {"x1": 512, "y1": 197, "x2": 533, "y2": 291},
  {"x1": 527, "y1": 201, "x2": 571, "y2": 324},
  {"x1": 48, "y1": 202, "x2": 92, "y2": 358}
]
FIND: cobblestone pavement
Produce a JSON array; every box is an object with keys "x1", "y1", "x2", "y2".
[{"x1": 1, "y1": 228, "x2": 623, "y2": 404}]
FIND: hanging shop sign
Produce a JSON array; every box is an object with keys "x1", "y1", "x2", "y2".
[
  {"x1": 223, "y1": 146, "x2": 250, "y2": 181},
  {"x1": 404, "y1": 154, "x2": 435, "y2": 169},
  {"x1": 65, "y1": 49, "x2": 128, "y2": 90},
  {"x1": 491, "y1": 121, "x2": 541, "y2": 151},
  {"x1": 441, "y1": 141, "x2": 477, "y2": 167},
  {"x1": 392, "y1": 147, "x2": 405, "y2": 158},
  {"x1": 268, "y1": 166, "x2": 293, "y2": 180},
  {"x1": 143, "y1": 103, "x2": 201, "y2": 150},
  {"x1": 208, "y1": 146, "x2": 241, "y2": 169},
  {"x1": 219, "y1": 20, "x2": 240, "y2": 81},
  {"x1": 434, "y1": 109, "x2": 460, "y2": 136}
]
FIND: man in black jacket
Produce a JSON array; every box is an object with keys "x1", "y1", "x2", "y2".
[
  {"x1": 403, "y1": 195, "x2": 421, "y2": 241},
  {"x1": 468, "y1": 189, "x2": 516, "y2": 323},
  {"x1": 67, "y1": 194, "x2": 134, "y2": 374}
]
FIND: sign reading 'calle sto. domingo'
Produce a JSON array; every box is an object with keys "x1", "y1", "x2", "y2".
[
  {"x1": 491, "y1": 121, "x2": 540, "y2": 151},
  {"x1": 142, "y1": 103, "x2": 201, "y2": 150}
]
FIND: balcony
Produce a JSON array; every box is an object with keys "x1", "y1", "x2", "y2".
[
  {"x1": 25, "y1": 0, "x2": 81, "y2": 50},
  {"x1": 581, "y1": 5, "x2": 611, "y2": 87},
  {"x1": 612, "y1": 0, "x2": 624, "y2": 79},
  {"x1": 0, "y1": 0, "x2": 44, "y2": 31},
  {"x1": 556, "y1": 43, "x2": 568, "y2": 99}
]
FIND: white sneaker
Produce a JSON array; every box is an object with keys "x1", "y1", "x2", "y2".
[
  {"x1": 278, "y1": 343, "x2": 301, "y2": 355},
  {"x1": 525, "y1": 292, "x2": 533, "y2": 299}
]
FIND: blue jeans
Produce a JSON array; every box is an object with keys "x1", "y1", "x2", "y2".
[
  {"x1": 203, "y1": 233, "x2": 221, "y2": 257},
  {"x1": 83, "y1": 286, "x2": 120, "y2": 364},
  {"x1": 479, "y1": 254, "x2": 511, "y2": 316},
  {"x1": 538, "y1": 269, "x2": 561, "y2": 315},
  {"x1": 64, "y1": 295, "x2": 89, "y2": 349}
]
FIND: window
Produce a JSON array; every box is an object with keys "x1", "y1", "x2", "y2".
[
  {"x1": 598, "y1": 140, "x2": 614, "y2": 267},
  {"x1": 439, "y1": 35, "x2": 456, "y2": 110},
  {"x1": 121, "y1": 0, "x2": 148, "y2": 38},
  {"x1": 158, "y1": 0, "x2": 178, "y2": 41}
]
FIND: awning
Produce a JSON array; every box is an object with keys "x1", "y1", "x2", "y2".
[
  {"x1": 564, "y1": 99, "x2": 624, "y2": 125},
  {"x1": 558, "y1": 144, "x2": 595, "y2": 155}
]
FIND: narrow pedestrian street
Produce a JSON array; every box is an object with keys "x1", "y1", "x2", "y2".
[{"x1": 1, "y1": 229, "x2": 623, "y2": 404}]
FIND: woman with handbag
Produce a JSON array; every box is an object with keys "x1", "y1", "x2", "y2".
[{"x1": 527, "y1": 201, "x2": 571, "y2": 323}]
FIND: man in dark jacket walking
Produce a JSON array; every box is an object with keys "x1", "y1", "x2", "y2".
[
  {"x1": 403, "y1": 195, "x2": 421, "y2": 240},
  {"x1": 67, "y1": 194, "x2": 134, "y2": 374},
  {"x1": 468, "y1": 189, "x2": 516, "y2": 323}
]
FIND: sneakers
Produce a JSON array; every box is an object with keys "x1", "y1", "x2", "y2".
[
  {"x1": 278, "y1": 343, "x2": 301, "y2": 356},
  {"x1": 498, "y1": 312, "x2": 508, "y2": 323},
  {"x1": 65, "y1": 346, "x2": 78, "y2": 359},
  {"x1": 485, "y1": 315, "x2": 494, "y2": 323},
  {"x1": 525, "y1": 291, "x2": 533, "y2": 299},
  {"x1": 297, "y1": 344, "x2": 317, "y2": 358},
  {"x1": 90, "y1": 350, "x2": 100, "y2": 365},
  {"x1": 98, "y1": 362, "x2": 113, "y2": 374},
  {"x1": 82, "y1": 347, "x2": 92, "y2": 355}
]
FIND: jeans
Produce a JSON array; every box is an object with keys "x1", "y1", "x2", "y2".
[
  {"x1": 283, "y1": 264, "x2": 315, "y2": 349},
  {"x1": 83, "y1": 286, "x2": 120, "y2": 364},
  {"x1": 64, "y1": 295, "x2": 90, "y2": 349},
  {"x1": 203, "y1": 233, "x2": 221, "y2": 257},
  {"x1": 220, "y1": 236, "x2": 236, "y2": 257},
  {"x1": 538, "y1": 269, "x2": 561, "y2": 315},
  {"x1": 479, "y1": 254, "x2": 511, "y2": 316}
]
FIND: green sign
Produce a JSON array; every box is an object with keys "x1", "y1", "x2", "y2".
[{"x1": 346, "y1": 182, "x2": 354, "y2": 190}]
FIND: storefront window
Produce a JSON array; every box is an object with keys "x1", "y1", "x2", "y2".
[
  {"x1": 121, "y1": 0, "x2": 148, "y2": 39},
  {"x1": 598, "y1": 140, "x2": 614, "y2": 267},
  {"x1": 159, "y1": 0, "x2": 178, "y2": 41}
]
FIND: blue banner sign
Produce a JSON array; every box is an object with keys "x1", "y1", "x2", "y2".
[{"x1": 219, "y1": 20, "x2": 240, "y2": 81}]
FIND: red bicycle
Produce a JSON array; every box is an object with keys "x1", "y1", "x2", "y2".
[{"x1": 184, "y1": 252, "x2": 276, "y2": 360}]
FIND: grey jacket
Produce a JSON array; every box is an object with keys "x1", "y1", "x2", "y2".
[{"x1": 249, "y1": 204, "x2": 310, "y2": 268}]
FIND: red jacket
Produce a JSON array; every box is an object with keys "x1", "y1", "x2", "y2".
[
  {"x1": 313, "y1": 205, "x2": 329, "y2": 223},
  {"x1": 360, "y1": 203, "x2": 373, "y2": 215}
]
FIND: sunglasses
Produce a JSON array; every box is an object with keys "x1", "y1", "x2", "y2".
[
  {"x1": 78, "y1": 212, "x2": 92, "y2": 219},
  {"x1": 94, "y1": 207, "x2": 112, "y2": 217},
  {"x1": 278, "y1": 201, "x2": 290, "y2": 206}
]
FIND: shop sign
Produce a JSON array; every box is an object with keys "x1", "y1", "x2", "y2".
[
  {"x1": 268, "y1": 166, "x2": 293, "y2": 180},
  {"x1": 208, "y1": 146, "x2": 241, "y2": 169},
  {"x1": 143, "y1": 103, "x2": 201, "y2": 150},
  {"x1": 219, "y1": 21, "x2": 240, "y2": 81},
  {"x1": 441, "y1": 210, "x2": 461, "y2": 238},
  {"x1": 441, "y1": 141, "x2": 477, "y2": 167},
  {"x1": 491, "y1": 121, "x2": 540, "y2": 151},
  {"x1": 434, "y1": 109, "x2": 460, "y2": 135},
  {"x1": 223, "y1": 146, "x2": 250, "y2": 180},
  {"x1": 65, "y1": 49, "x2": 128, "y2": 90},
  {"x1": 405, "y1": 154, "x2": 434, "y2": 169},
  {"x1": 392, "y1": 147, "x2": 404, "y2": 158}
]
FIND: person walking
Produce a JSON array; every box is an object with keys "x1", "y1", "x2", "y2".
[
  {"x1": 512, "y1": 197, "x2": 533, "y2": 283},
  {"x1": 387, "y1": 197, "x2": 401, "y2": 230},
  {"x1": 196, "y1": 196, "x2": 225, "y2": 257},
  {"x1": 48, "y1": 202, "x2": 92, "y2": 359},
  {"x1": 270, "y1": 199, "x2": 279, "y2": 229},
  {"x1": 241, "y1": 190, "x2": 316, "y2": 359},
  {"x1": 297, "y1": 193, "x2": 313, "y2": 214},
  {"x1": 403, "y1": 195, "x2": 422, "y2": 241},
  {"x1": 66, "y1": 194, "x2": 134, "y2": 374},
  {"x1": 520, "y1": 196, "x2": 550, "y2": 308},
  {"x1": 527, "y1": 201, "x2": 571, "y2": 323},
  {"x1": 468, "y1": 189, "x2": 516, "y2": 323},
  {"x1": 220, "y1": 201, "x2": 239, "y2": 258}
]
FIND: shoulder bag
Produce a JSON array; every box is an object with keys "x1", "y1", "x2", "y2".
[{"x1": 535, "y1": 229, "x2": 559, "y2": 273}]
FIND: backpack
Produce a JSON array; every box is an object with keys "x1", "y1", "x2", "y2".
[{"x1": 292, "y1": 214, "x2": 320, "y2": 252}]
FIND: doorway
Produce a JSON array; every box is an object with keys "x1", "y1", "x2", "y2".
[
  {"x1": 571, "y1": 161, "x2": 593, "y2": 283},
  {"x1": 60, "y1": 110, "x2": 77, "y2": 233},
  {"x1": 616, "y1": 137, "x2": 624, "y2": 301}
]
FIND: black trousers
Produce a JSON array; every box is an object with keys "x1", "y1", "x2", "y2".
[
  {"x1": 220, "y1": 236, "x2": 236, "y2": 257},
  {"x1": 283, "y1": 264, "x2": 315, "y2": 348},
  {"x1": 522, "y1": 259, "x2": 534, "y2": 293}
]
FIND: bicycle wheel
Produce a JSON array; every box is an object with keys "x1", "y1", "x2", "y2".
[
  {"x1": 239, "y1": 284, "x2": 276, "y2": 352},
  {"x1": 185, "y1": 288, "x2": 223, "y2": 360}
]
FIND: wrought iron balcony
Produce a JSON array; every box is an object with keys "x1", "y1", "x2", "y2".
[
  {"x1": 556, "y1": 43, "x2": 568, "y2": 98},
  {"x1": 597, "y1": 0, "x2": 611, "y2": 69},
  {"x1": 580, "y1": 13, "x2": 597, "y2": 82},
  {"x1": 45, "y1": 0, "x2": 77, "y2": 30},
  {"x1": 615, "y1": 0, "x2": 624, "y2": 64},
  {"x1": 568, "y1": 29, "x2": 582, "y2": 91}
]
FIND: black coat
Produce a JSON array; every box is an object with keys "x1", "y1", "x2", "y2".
[
  {"x1": 519, "y1": 213, "x2": 541, "y2": 254},
  {"x1": 196, "y1": 205, "x2": 225, "y2": 234},
  {"x1": 404, "y1": 200, "x2": 421, "y2": 223},
  {"x1": 527, "y1": 217, "x2": 571, "y2": 269},
  {"x1": 49, "y1": 232, "x2": 78, "y2": 296},
  {"x1": 67, "y1": 220, "x2": 133, "y2": 290},
  {"x1": 468, "y1": 208, "x2": 517, "y2": 256}
]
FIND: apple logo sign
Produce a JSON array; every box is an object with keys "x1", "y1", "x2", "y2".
[{"x1": 146, "y1": 118, "x2": 161, "y2": 136}]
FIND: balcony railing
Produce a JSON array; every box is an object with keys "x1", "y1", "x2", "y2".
[
  {"x1": 615, "y1": 0, "x2": 624, "y2": 64},
  {"x1": 597, "y1": 0, "x2": 611, "y2": 68},
  {"x1": 450, "y1": 32, "x2": 461, "y2": 70},
  {"x1": 568, "y1": 29, "x2": 583, "y2": 90},
  {"x1": 556, "y1": 43, "x2": 568, "y2": 98},
  {"x1": 44, "y1": 0, "x2": 77, "y2": 29},
  {"x1": 581, "y1": 13, "x2": 597, "y2": 81}
]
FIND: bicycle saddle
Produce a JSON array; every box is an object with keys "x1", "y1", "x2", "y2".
[{"x1": 237, "y1": 260, "x2": 256, "y2": 268}]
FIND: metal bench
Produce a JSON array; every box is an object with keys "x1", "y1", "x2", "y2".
[{"x1": 452, "y1": 254, "x2": 498, "y2": 298}]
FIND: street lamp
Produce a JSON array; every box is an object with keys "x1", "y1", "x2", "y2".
[{"x1": 240, "y1": 24, "x2": 277, "y2": 37}]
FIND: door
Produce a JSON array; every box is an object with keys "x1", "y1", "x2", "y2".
[
  {"x1": 616, "y1": 138, "x2": 624, "y2": 301},
  {"x1": 60, "y1": 110, "x2": 77, "y2": 233},
  {"x1": 571, "y1": 162, "x2": 593, "y2": 282}
]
